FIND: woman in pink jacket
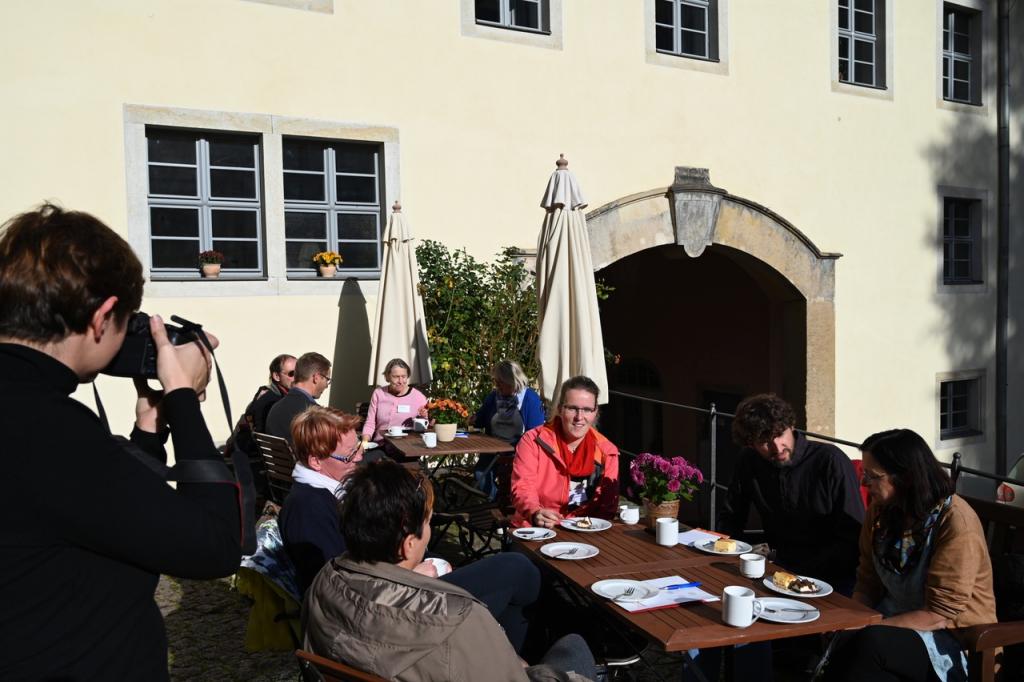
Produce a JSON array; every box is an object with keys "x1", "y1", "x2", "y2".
[
  {"x1": 361, "y1": 358, "x2": 428, "y2": 444},
  {"x1": 511, "y1": 376, "x2": 620, "y2": 528}
]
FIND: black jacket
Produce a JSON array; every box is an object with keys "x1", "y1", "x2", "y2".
[
  {"x1": 718, "y1": 432, "x2": 864, "y2": 593},
  {"x1": 265, "y1": 388, "x2": 316, "y2": 443},
  {"x1": 279, "y1": 482, "x2": 345, "y2": 595},
  {"x1": 0, "y1": 344, "x2": 241, "y2": 681}
]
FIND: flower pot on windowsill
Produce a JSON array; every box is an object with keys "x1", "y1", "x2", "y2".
[
  {"x1": 318, "y1": 265, "x2": 337, "y2": 278},
  {"x1": 434, "y1": 423, "x2": 457, "y2": 442},
  {"x1": 201, "y1": 263, "x2": 221, "y2": 278},
  {"x1": 643, "y1": 498, "x2": 680, "y2": 530}
]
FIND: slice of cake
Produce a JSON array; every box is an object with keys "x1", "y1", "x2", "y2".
[
  {"x1": 575, "y1": 517, "x2": 593, "y2": 529},
  {"x1": 772, "y1": 571, "x2": 797, "y2": 589},
  {"x1": 714, "y1": 538, "x2": 737, "y2": 553}
]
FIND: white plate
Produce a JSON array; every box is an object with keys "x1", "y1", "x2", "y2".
[
  {"x1": 512, "y1": 527, "x2": 556, "y2": 541},
  {"x1": 761, "y1": 575, "x2": 834, "y2": 598},
  {"x1": 692, "y1": 539, "x2": 754, "y2": 556},
  {"x1": 756, "y1": 597, "x2": 820, "y2": 623},
  {"x1": 560, "y1": 518, "x2": 612, "y2": 533},
  {"x1": 539, "y1": 542, "x2": 599, "y2": 560},
  {"x1": 591, "y1": 579, "x2": 658, "y2": 603}
]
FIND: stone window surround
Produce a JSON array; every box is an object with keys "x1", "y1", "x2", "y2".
[
  {"x1": 936, "y1": 185, "x2": 990, "y2": 294},
  {"x1": 935, "y1": 0, "x2": 989, "y2": 115},
  {"x1": 935, "y1": 369, "x2": 987, "y2": 449},
  {"x1": 460, "y1": 0, "x2": 564, "y2": 51},
  {"x1": 644, "y1": 0, "x2": 729, "y2": 76},
  {"x1": 124, "y1": 104, "x2": 397, "y2": 298},
  {"x1": 830, "y1": 0, "x2": 894, "y2": 101}
]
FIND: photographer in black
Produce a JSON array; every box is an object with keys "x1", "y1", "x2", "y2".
[{"x1": 0, "y1": 204, "x2": 242, "y2": 680}]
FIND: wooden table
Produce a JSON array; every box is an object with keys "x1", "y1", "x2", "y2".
[
  {"x1": 515, "y1": 523, "x2": 881, "y2": 652},
  {"x1": 384, "y1": 432, "x2": 514, "y2": 478}
]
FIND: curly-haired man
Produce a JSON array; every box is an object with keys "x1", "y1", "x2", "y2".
[{"x1": 719, "y1": 394, "x2": 864, "y2": 595}]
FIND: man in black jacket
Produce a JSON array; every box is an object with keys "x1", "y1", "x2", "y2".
[
  {"x1": 265, "y1": 351, "x2": 332, "y2": 443},
  {"x1": 719, "y1": 394, "x2": 864, "y2": 595},
  {"x1": 0, "y1": 204, "x2": 241, "y2": 681}
]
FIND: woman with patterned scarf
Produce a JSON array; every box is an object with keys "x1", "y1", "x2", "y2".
[
  {"x1": 824, "y1": 429, "x2": 996, "y2": 682},
  {"x1": 511, "y1": 376, "x2": 620, "y2": 529}
]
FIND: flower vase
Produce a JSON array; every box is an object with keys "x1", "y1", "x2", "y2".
[
  {"x1": 201, "y1": 263, "x2": 221, "y2": 278},
  {"x1": 318, "y1": 264, "x2": 337, "y2": 278},
  {"x1": 643, "y1": 498, "x2": 680, "y2": 530},
  {"x1": 434, "y1": 423, "x2": 457, "y2": 442}
]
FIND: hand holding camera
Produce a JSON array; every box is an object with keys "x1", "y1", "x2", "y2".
[{"x1": 150, "y1": 314, "x2": 218, "y2": 395}]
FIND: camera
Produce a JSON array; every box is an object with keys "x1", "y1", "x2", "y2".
[{"x1": 102, "y1": 312, "x2": 204, "y2": 379}]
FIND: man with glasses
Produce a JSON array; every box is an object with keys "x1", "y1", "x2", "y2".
[
  {"x1": 265, "y1": 352, "x2": 332, "y2": 444},
  {"x1": 719, "y1": 393, "x2": 864, "y2": 596}
]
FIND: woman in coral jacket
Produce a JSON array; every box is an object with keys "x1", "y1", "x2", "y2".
[{"x1": 511, "y1": 376, "x2": 620, "y2": 528}]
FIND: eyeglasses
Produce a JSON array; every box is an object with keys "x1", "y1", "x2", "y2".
[
  {"x1": 561, "y1": 405, "x2": 597, "y2": 416},
  {"x1": 860, "y1": 470, "x2": 889, "y2": 485},
  {"x1": 318, "y1": 372, "x2": 332, "y2": 385},
  {"x1": 329, "y1": 441, "x2": 362, "y2": 463},
  {"x1": 283, "y1": 370, "x2": 295, "y2": 377}
]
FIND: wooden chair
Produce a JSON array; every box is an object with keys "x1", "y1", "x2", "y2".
[
  {"x1": 254, "y1": 432, "x2": 296, "y2": 505},
  {"x1": 295, "y1": 649, "x2": 388, "y2": 682},
  {"x1": 432, "y1": 455, "x2": 514, "y2": 564},
  {"x1": 955, "y1": 495, "x2": 1024, "y2": 682}
]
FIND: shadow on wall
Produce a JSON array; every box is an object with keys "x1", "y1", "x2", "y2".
[
  {"x1": 922, "y1": 4, "x2": 1024, "y2": 476},
  {"x1": 329, "y1": 279, "x2": 375, "y2": 414}
]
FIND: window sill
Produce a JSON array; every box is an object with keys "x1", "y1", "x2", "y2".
[
  {"x1": 938, "y1": 429, "x2": 985, "y2": 449},
  {"x1": 646, "y1": 48, "x2": 728, "y2": 76},
  {"x1": 831, "y1": 79, "x2": 894, "y2": 102},
  {"x1": 461, "y1": 0, "x2": 563, "y2": 51},
  {"x1": 474, "y1": 20, "x2": 550, "y2": 36},
  {"x1": 936, "y1": 97, "x2": 989, "y2": 117},
  {"x1": 655, "y1": 49, "x2": 719, "y2": 64},
  {"x1": 143, "y1": 276, "x2": 378, "y2": 297}
]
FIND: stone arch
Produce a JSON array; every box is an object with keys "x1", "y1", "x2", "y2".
[{"x1": 587, "y1": 168, "x2": 840, "y2": 434}]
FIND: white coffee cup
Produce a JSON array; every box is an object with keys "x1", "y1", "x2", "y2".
[
  {"x1": 387, "y1": 425, "x2": 405, "y2": 437},
  {"x1": 423, "y1": 557, "x2": 452, "y2": 577},
  {"x1": 620, "y1": 506, "x2": 640, "y2": 525},
  {"x1": 722, "y1": 586, "x2": 763, "y2": 627},
  {"x1": 655, "y1": 517, "x2": 679, "y2": 546},
  {"x1": 739, "y1": 553, "x2": 766, "y2": 579},
  {"x1": 421, "y1": 432, "x2": 437, "y2": 448}
]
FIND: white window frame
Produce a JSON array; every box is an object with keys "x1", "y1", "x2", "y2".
[
  {"x1": 936, "y1": 185, "x2": 989, "y2": 294},
  {"x1": 942, "y1": 4, "x2": 982, "y2": 105},
  {"x1": 830, "y1": 0, "x2": 893, "y2": 100},
  {"x1": 935, "y1": 0, "x2": 988, "y2": 114},
  {"x1": 473, "y1": 0, "x2": 549, "y2": 34},
  {"x1": 460, "y1": 0, "x2": 563, "y2": 50},
  {"x1": 654, "y1": 0, "x2": 718, "y2": 62},
  {"x1": 645, "y1": 0, "x2": 729, "y2": 76},
  {"x1": 936, "y1": 370, "x2": 986, "y2": 447},
  {"x1": 124, "y1": 104, "x2": 398, "y2": 297},
  {"x1": 837, "y1": 0, "x2": 884, "y2": 88}
]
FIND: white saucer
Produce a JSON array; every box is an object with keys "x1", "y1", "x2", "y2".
[
  {"x1": 512, "y1": 527, "x2": 556, "y2": 541},
  {"x1": 539, "y1": 542, "x2": 599, "y2": 560},
  {"x1": 560, "y1": 518, "x2": 612, "y2": 533},
  {"x1": 756, "y1": 597, "x2": 820, "y2": 623},
  {"x1": 591, "y1": 579, "x2": 657, "y2": 603},
  {"x1": 692, "y1": 539, "x2": 754, "y2": 556},
  {"x1": 761, "y1": 575, "x2": 834, "y2": 598}
]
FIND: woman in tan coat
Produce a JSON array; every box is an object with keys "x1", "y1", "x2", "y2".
[
  {"x1": 303, "y1": 460, "x2": 596, "y2": 682},
  {"x1": 825, "y1": 429, "x2": 996, "y2": 682}
]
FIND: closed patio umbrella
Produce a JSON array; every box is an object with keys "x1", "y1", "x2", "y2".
[
  {"x1": 535, "y1": 155, "x2": 608, "y2": 404},
  {"x1": 367, "y1": 201, "x2": 432, "y2": 385}
]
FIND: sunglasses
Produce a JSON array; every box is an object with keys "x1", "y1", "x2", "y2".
[{"x1": 282, "y1": 370, "x2": 295, "y2": 377}]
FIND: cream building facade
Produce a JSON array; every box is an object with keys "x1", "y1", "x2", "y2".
[{"x1": 1, "y1": 0, "x2": 1022, "y2": 486}]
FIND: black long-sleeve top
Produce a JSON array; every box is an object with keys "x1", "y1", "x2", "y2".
[
  {"x1": 0, "y1": 343, "x2": 241, "y2": 681},
  {"x1": 718, "y1": 432, "x2": 865, "y2": 594}
]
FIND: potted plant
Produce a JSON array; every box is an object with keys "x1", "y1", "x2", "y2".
[
  {"x1": 425, "y1": 398, "x2": 469, "y2": 442},
  {"x1": 629, "y1": 453, "x2": 703, "y2": 529},
  {"x1": 312, "y1": 250, "x2": 342, "y2": 277},
  {"x1": 198, "y1": 250, "x2": 225, "y2": 278}
]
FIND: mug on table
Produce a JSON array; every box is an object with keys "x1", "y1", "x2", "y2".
[
  {"x1": 722, "y1": 585, "x2": 762, "y2": 628},
  {"x1": 421, "y1": 432, "x2": 437, "y2": 448},
  {"x1": 655, "y1": 517, "x2": 678, "y2": 546},
  {"x1": 619, "y1": 505, "x2": 639, "y2": 525},
  {"x1": 739, "y1": 552, "x2": 766, "y2": 579}
]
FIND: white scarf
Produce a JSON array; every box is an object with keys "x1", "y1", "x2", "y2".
[{"x1": 291, "y1": 462, "x2": 346, "y2": 499}]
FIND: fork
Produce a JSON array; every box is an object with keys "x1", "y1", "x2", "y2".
[
  {"x1": 553, "y1": 547, "x2": 579, "y2": 558},
  {"x1": 613, "y1": 587, "x2": 636, "y2": 600}
]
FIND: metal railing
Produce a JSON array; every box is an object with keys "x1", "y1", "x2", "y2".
[{"x1": 608, "y1": 388, "x2": 1024, "y2": 530}]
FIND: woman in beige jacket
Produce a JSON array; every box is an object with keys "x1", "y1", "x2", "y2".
[{"x1": 303, "y1": 460, "x2": 596, "y2": 682}]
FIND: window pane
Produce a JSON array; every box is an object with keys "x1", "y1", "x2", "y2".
[
  {"x1": 285, "y1": 211, "x2": 328, "y2": 239},
  {"x1": 152, "y1": 238, "x2": 201, "y2": 269},
  {"x1": 854, "y1": 39, "x2": 873, "y2": 63},
  {"x1": 286, "y1": 241, "x2": 327, "y2": 269},
  {"x1": 943, "y1": 56, "x2": 949, "y2": 79},
  {"x1": 953, "y1": 260, "x2": 972, "y2": 280},
  {"x1": 839, "y1": 35, "x2": 850, "y2": 59},
  {"x1": 656, "y1": 25, "x2": 674, "y2": 51},
  {"x1": 284, "y1": 172, "x2": 326, "y2": 202},
  {"x1": 512, "y1": 0, "x2": 540, "y2": 29},
  {"x1": 209, "y1": 137, "x2": 256, "y2": 168},
  {"x1": 655, "y1": 0, "x2": 673, "y2": 25},
  {"x1": 212, "y1": 240, "x2": 259, "y2": 269},
  {"x1": 954, "y1": 219, "x2": 971, "y2": 238},
  {"x1": 337, "y1": 242, "x2": 379, "y2": 269},
  {"x1": 475, "y1": 0, "x2": 501, "y2": 23},
  {"x1": 953, "y1": 32, "x2": 969, "y2": 55},
  {"x1": 681, "y1": 5, "x2": 706, "y2": 31},
  {"x1": 839, "y1": 58, "x2": 850, "y2": 82},
  {"x1": 853, "y1": 10, "x2": 873, "y2": 34},
  {"x1": 853, "y1": 0, "x2": 872, "y2": 11},
  {"x1": 953, "y1": 80, "x2": 970, "y2": 101},
  {"x1": 150, "y1": 207, "x2": 199, "y2": 238},
  {"x1": 943, "y1": 27, "x2": 950, "y2": 51},
  {"x1": 336, "y1": 176, "x2": 377, "y2": 203},
  {"x1": 680, "y1": 29, "x2": 706, "y2": 57},
  {"x1": 148, "y1": 130, "x2": 196, "y2": 164},
  {"x1": 211, "y1": 209, "x2": 258, "y2": 238},
  {"x1": 334, "y1": 145, "x2": 377, "y2": 174},
  {"x1": 283, "y1": 140, "x2": 325, "y2": 171},
  {"x1": 943, "y1": 245, "x2": 953, "y2": 278},
  {"x1": 149, "y1": 165, "x2": 197, "y2": 196},
  {"x1": 210, "y1": 169, "x2": 256, "y2": 199},
  {"x1": 854, "y1": 62, "x2": 873, "y2": 85},
  {"x1": 953, "y1": 59, "x2": 970, "y2": 81},
  {"x1": 954, "y1": 242, "x2": 972, "y2": 261},
  {"x1": 337, "y1": 213, "x2": 378, "y2": 240}
]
